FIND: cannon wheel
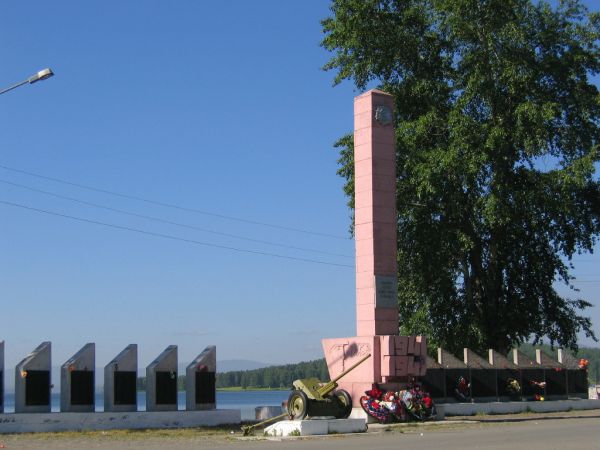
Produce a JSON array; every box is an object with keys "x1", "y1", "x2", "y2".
[
  {"x1": 333, "y1": 389, "x2": 353, "y2": 418},
  {"x1": 287, "y1": 390, "x2": 309, "y2": 419}
]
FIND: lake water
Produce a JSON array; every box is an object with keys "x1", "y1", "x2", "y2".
[{"x1": 1, "y1": 390, "x2": 289, "y2": 420}]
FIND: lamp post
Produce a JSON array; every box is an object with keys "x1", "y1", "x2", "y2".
[{"x1": 0, "y1": 68, "x2": 54, "y2": 96}]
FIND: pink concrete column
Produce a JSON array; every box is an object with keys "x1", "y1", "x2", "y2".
[
  {"x1": 322, "y1": 90, "x2": 425, "y2": 408},
  {"x1": 354, "y1": 90, "x2": 398, "y2": 336}
]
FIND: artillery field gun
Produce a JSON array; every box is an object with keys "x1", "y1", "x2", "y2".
[
  {"x1": 288, "y1": 353, "x2": 371, "y2": 419},
  {"x1": 242, "y1": 353, "x2": 371, "y2": 435}
]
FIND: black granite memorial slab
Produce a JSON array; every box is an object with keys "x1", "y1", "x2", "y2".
[
  {"x1": 25, "y1": 370, "x2": 50, "y2": 406},
  {"x1": 532, "y1": 349, "x2": 566, "y2": 399},
  {"x1": 445, "y1": 368, "x2": 471, "y2": 402},
  {"x1": 470, "y1": 369, "x2": 497, "y2": 399},
  {"x1": 422, "y1": 368, "x2": 445, "y2": 400},
  {"x1": 156, "y1": 371, "x2": 177, "y2": 405},
  {"x1": 497, "y1": 368, "x2": 522, "y2": 400},
  {"x1": 556, "y1": 349, "x2": 589, "y2": 398},
  {"x1": 114, "y1": 371, "x2": 137, "y2": 405},
  {"x1": 70, "y1": 370, "x2": 94, "y2": 405},
  {"x1": 521, "y1": 369, "x2": 545, "y2": 399},
  {"x1": 567, "y1": 369, "x2": 588, "y2": 398},
  {"x1": 15, "y1": 342, "x2": 51, "y2": 413},
  {"x1": 195, "y1": 371, "x2": 216, "y2": 405},
  {"x1": 544, "y1": 368, "x2": 567, "y2": 398},
  {"x1": 186, "y1": 346, "x2": 216, "y2": 410}
]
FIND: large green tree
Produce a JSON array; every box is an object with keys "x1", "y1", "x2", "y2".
[{"x1": 322, "y1": 0, "x2": 600, "y2": 354}]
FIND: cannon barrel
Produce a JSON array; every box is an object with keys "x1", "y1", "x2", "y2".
[
  {"x1": 331, "y1": 353, "x2": 371, "y2": 383},
  {"x1": 317, "y1": 353, "x2": 371, "y2": 397}
]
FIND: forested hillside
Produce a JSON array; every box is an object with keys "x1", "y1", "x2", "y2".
[{"x1": 216, "y1": 359, "x2": 328, "y2": 389}]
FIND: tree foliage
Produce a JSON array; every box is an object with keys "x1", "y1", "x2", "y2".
[{"x1": 322, "y1": 0, "x2": 600, "y2": 354}]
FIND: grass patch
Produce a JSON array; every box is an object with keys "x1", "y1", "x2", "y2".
[{"x1": 1, "y1": 425, "x2": 243, "y2": 441}]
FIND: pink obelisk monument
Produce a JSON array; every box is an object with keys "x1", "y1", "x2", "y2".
[
  {"x1": 322, "y1": 90, "x2": 426, "y2": 407},
  {"x1": 354, "y1": 90, "x2": 398, "y2": 337}
]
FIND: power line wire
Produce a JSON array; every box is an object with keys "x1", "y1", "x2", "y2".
[
  {"x1": 0, "y1": 199, "x2": 354, "y2": 268},
  {"x1": 0, "y1": 178, "x2": 353, "y2": 259},
  {"x1": 0, "y1": 163, "x2": 349, "y2": 240}
]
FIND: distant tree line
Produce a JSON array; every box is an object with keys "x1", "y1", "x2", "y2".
[
  {"x1": 134, "y1": 359, "x2": 329, "y2": 391},
  {"x1": 216, "y1": 359, "x2": 329, "y2": 389}
]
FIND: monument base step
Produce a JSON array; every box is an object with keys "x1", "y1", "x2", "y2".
[
  {"x1": 349, "y1": 406, "x2": 446, "y2": 422},
  {"x1": 264, "y1": 418, "x2": 366, "y2": 437},
  {"x1": 350, "y1": 400, "x2": 600, "y2": 422},
  {"x1": 441, "y1": 398, "x2": 600, "y2": 416},
  {"x1": 0, "y1": 409, "x2": 241, "y2": 434}
]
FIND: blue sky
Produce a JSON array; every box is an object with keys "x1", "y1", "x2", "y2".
[{"x1": 0, "y1": 0, "x2": 598, "y2": 382}]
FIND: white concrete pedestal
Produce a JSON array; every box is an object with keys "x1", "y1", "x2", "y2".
[
  {"x1": 0, "y1": 409, "x2": 240, "y2": 433},
  {"x1": 264, "y1": 418, "x2": 366, "y2": 437}
]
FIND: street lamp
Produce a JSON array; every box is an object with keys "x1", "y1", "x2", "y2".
[{"x1": 0, "y1": 68, "x2": 54, "y2": 96}]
